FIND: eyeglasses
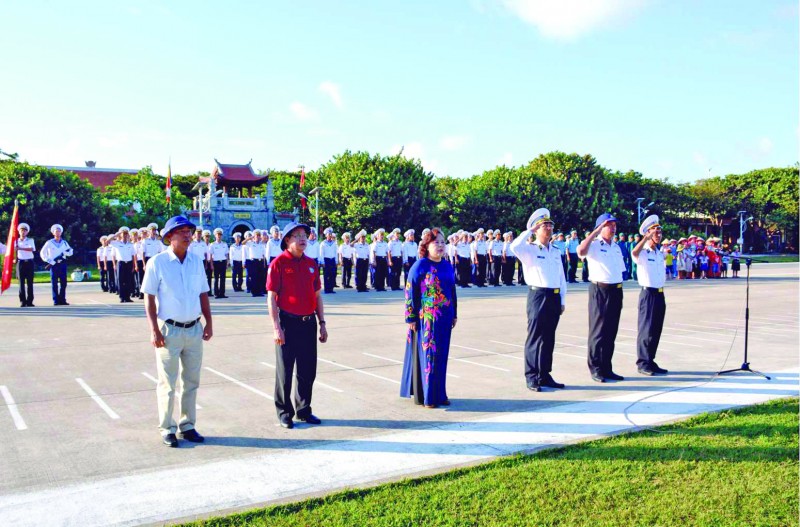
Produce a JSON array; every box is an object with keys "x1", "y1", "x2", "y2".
[{"x1": 290, "y1": 234, "x2": 308, "y2": 240}]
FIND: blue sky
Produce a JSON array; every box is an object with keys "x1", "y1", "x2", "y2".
[{"x1": 1, "y1": 0, "x2": 796, "y2": 183}]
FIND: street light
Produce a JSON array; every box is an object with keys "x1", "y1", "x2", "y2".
[
  {"x1": 307, "y1": 187, "x2": 323, "y2": 235},
  {"x1": 737, "y1": 210, "x2": 752, "y2": 250},
  {"x1": 635, "y1": 198, "x2": 654, "y2": 225}
]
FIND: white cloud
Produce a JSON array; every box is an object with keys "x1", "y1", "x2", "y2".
[
  {"x1": 757, "y1": 137, "x2": 773, "y2": 155},
  {"x1": 390, "y1": 142, "x2": 440, "y2": 173},
  {"x1": 439, "y1": 135, "x2": 471, "y2": 151},
  {"x1": 498, "y1": 0, "x2": 647, "y2": 40},
  {"x1": 289, "y1": 102, "x2": 318, "y2": 121},
  {"x1": 318, "y1": 81, "x2": 343, "y2": 109},
  {"x1": 497, "y1": 152, "x2": 514, "y2": 166}
]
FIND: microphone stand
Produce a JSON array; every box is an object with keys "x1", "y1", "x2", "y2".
[{"x1": 718, "y1": 257, "x2": 771, "y2": 380}]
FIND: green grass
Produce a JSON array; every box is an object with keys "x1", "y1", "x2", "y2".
[
  {"x1": 749, "y1": 255, "x2": 799, "y2": 263},
  {"x1": 184, "y1": 398, "x2": 799, "y2": 527}
]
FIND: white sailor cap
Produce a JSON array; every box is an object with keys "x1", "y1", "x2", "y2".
[
  {"x1": 17, "y1": 222, "x2": 30, "y2": 231},
  {"x1": 356, "y1": 229, "x2": 367, "y2": 238},
  {"x1": 323, "y1": 227, "x2": 334, "y2": 235},
  {"x1": 130, "y1": 228, "x2": 139, "y2": 234},
  {"x1": 476, "y1": 228, "x2": 485, "y2": 234},
  {"x1": 376, "y1": 228, "x2": 385, "y2": 235},
  {"x1": 50, "y1": 224, "x2": 63, "y2": 234},
  {"x1": 147, "y1": 222, "x2": 158, "y2": 229},
  {"x1": 244, "y1": 230, "x2": 252, "y2": 237},
  {"x1": 213, "y1": 227, "x2": 223, "y2": 235},
  {"x1": 486, "y1": 229, "x2": 494, "y2": 235},
  {"x1": 99, "y1": 235, "x2": 107, "y2": 241},
  {"x1": 391, "y1": 228, "x2": 401, "y2": 234},
  {"x1": 270, "y1": 225, "x2": 280, "y2": 233},
  {"x1": 421, "y1": 228, "x2": 431, "y2": 236},
  {"x1": 404, "y1": 229, "x2": 414, "y2": 238},
  {"x1": 232, "y1": 232, "x2": 242, "y2": 238},
  {"x1": 195, "y1": 225, "x2": 203, "y2": 231},
  {"x1": 527, "y1": 208, "x2": 554, "y2": 231},
  {"x1": 639, "y1": 214, "x2": 661, "y2": 236},
  {"x1": 342, "y1": 231, "x2": 351, "y2": 239},
  {"x1": 310, "y1": 227, "x2": 317, "y2": 234},
  {"x1": 202, "y1": 229, "x2": 211, "y2": 236}
]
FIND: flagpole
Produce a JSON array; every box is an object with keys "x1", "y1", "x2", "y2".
[{"x1": 1, "y1": 199, "x2": 20, "y2": 295}]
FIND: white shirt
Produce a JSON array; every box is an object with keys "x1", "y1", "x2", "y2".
[
  {"x1": 636, "y1": 244, "x2": 666, "y2": 289},
  {"x1": 247, "y1": 240, "x2": 265, "y2": 260},
  {"x1": 268, "y1": 238, "x2": 283, "y2": 258},
  {"x1": 210, "y1": 241, "x2": 229, "y2": 261},
  {"x1": 472, "y1": 239, "x2": 488, "y2": 256},
  {"x1": 456, "y1": 241, "x2": 471, "y2": 258},
  {"x1": 402, "y1": 241, "x2": 418, "y2": 262},
  {"x1": 113, "y1": 242, "x2": 136, "y2": 263},
  {"x1": 582, "y1": 238, "x2": 625, "y2": 284},
  {"x1": 143, "y1": 238, "x2": 163, "y2": 258},
  {"x1": 490, "y1": 240, "x2": 503, "y2": 256},
  {"x1": 354, "y1": 242, "x2": 370, "y2": 259},
  {"x1": 189, "y1": 240, "x2": 209, "y2": 261},
  {"x1": 510, "y1": 232, "x2": 567, "y2": 306},
  {"x1": 339, "y1": 243, "x2": 354, "y2": 260},
  {"x1": 134, "y1": 240, "x2": 145, "y2": 260},
  {"x1": 371, "y1": 240, "x2": 388, "y2": 258},
  {"x1": 229, "y1": 243, "x2": 245, "y2": 264},
  {"x1": 141, "y1": 248, "x2": 210, "y2": 323},
  {"x1": 502, "y1": 241, "x2": 512, "y2": 257},
  {"x1": 321, "y1": 240, "x2": 338, "y2": 259},
  {"x1": 303, "y1": 240, "x2": 320, "y2": 261},
  {"x1": 40, "y1": 239, "x2": 73, "y2": 265},
  {"x1": 16, "y1": 238, "x2": 35, "y2": 260},
  {"x1": 387, "y1": 240, "x2": 403, "y2": 259}
]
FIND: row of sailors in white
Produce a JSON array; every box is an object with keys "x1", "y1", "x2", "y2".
[
  {"x1": 97, "y1": 223, "x2": 164, "y2": 266},
  {"x1": 448, "y1": 230, "x2": 516, "y2": 261}
]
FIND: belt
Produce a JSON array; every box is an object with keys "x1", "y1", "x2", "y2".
[
  {"x1": 593, "y1": 282, "x2": 623, "y2": 289},
  {"x1": 530, "y1": 286, "x2": 560, "y2": 294},
  {"x1": 643, "y1": 287, "x2": 664, "y2": 293},
  {"x1": 280, "y1": 311, "x2": 316, "y2": 322},
  {"x1": 165, "y1": 318, "x2": 200, "y2": 328}
]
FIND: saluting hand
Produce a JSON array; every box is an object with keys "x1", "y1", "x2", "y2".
[{"x1": 319, "y1": 324, "x2": 328, "y2": 343}]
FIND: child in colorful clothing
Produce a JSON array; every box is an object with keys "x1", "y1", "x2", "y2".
[
  {"x1": 721, "y1": 251, "x2": 730, "y2": 278},
  {"x1": 664, "y1": 246, "x2": 674, "y2": 279},
  {"x1": 698, "y1": 252, "x2": 710, "y2": 279}
]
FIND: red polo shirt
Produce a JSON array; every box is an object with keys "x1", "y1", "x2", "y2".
[{"x1": 266, "y1": 250, "x2": 321, "y2": 315}]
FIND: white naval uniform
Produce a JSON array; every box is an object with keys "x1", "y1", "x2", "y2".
[
  {"x1": 510, "y1": 233, "x2": 566, "y2": 306},
  {"x1": 635, "y1": 243, "x2": 667, "y2": 370}
]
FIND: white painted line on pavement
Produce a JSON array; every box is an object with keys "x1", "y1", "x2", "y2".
[
  {"x1": 451, "y1": 344, "x2": 523, "y2": 361},
  {"x1": 450, "y1": 357, "x2": 510, "y2": 372},
  {"x1": 490, "y1": 340, "x2": 585, "y2": 360},
  {"x1": 618, "y1": 328, "x2": 723, "y2": 344},
  {"x1": 75, "y1": 378, "x2": 120, "y2": 420},
  {"x1": 745, "y1": 316, "x2": 798, "y2": 326},
  {"x1": 204, "y1": 367, "x2": 274, "y2": 400},
  {"x1": 0, "y1": 386, "x2": 27, "y2": 430},
  {"x1": 559, "y1": 334, "x2": 637, "y2": 357},
  {"x1": 714, "y1": 320, "x2": 796, "y2": 332},
  {"x1": 83, "y1": 298, "x2": 112, "y2": 307},
  {"x1": 141, "y1": 372, "x2": 202, "y2": 409},
  {"x1": 363, "y1": 353, "x2": 460, "y2": 379},
  {"x1": 259, "y1": 362, "x2": 344, "y2": 392},
  {"x1": 318, "y1": 358, "x2": 400, "y2": 385}
]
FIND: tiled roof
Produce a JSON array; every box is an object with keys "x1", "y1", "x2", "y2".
[
  {"x1": 44, "y1": 166, "x2": 139, "y2": 192},
  {"x1": 212, "y1": 159, "x2": 268, "y2": 186}
]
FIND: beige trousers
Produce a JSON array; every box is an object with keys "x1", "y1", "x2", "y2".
[{"x1": 155, "y1": 322, "x2": 203, "y2": 435}]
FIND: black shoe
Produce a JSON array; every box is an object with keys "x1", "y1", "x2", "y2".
[
  {"x1": 650, "y1": 363, "x2": 669, "y2": 375},
  {"x1": 219, "y1": 295, "x2": 229, "y2": 298},
  {"x1": 298, "y1": 414, "x2": 322, "y2": 425},
  {"x1": 279, "y1": 415, "x2": 294, "y2": 429},
  {"x1": 638, "y1": 368, "x2": 655, "y2": 376},
  {"x1": 162, "y1": 433, "x2": 179, "y2": 447},
  {"x1": 20, "y1": 303, "x2": 27, "y2": 308},
  {"x1": 606, "y1": 372, "x2": 625, "y2": 381},
  {"x1": 179, "y1": 429, "x2": 205, "y2": 443},
  {"x1": 526, "y1": 381, "x2": 541, "y2": 392},
  {"x1": 460, "y1": 285, "x2": 471, "y2": 288},
  {"x1": 541, "y1": 376, "x2": 565, "y2": 389},
  {"x1": 591, "y1": 373, "x2": 606, "y2": 383},
  {"x1": 27, "y1": 303, "x2": 34, "y2": 307}
]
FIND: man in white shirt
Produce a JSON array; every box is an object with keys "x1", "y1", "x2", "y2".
[
  {"x1": 16, "y1": 222, "x2": 36, "y2": 307},
  {"x1": 338, "y1": 232, "x2": 354, "y2": 288},
  {"x1": 320, "y1": 227, "x2": 339, "y2": 294},
  {"x1": 471, "y1": 229, "x2": 488, "y2": 287},
  {"x1": 105, "y1": 234, "x2": 118, "y2": 294},
  {"x1": 229, "y1": 232, "x2": 245, "y2": 292},
  {"x1": 353, "y1": 230, "x2": 370, "y2": 292},
  {"x1": 387, "y1": 228, "x2": 404, "y2": 291},
  {"x1": 143, "y1": 223, "x2": 163, "y2": 265},
  {"x1": 142, "y1": 216, "x2": 213, "y2": 448},
  {"x1": 39, "y1": 224, "x2": 73, "y2": 306},
  {"x1": 370, "y1": 228, "x2": 389, "y2": 291},
  {"x1": 113, "y1": 226, "x2": 137, "y2": 303},
  {"x1": 511, "y1": 208, "x2": 567, "y2": 392},
  {"x1": 577, "y1": 213, "x2": 626, "y2": 383},
  {"x1": 402, "y1": 229, "x2": 418, "y2": 287},
  {"x1": 631, "y1": 215, "x2": 668, "y2": 376},
  {"x1": 210, "y1": 227, "x2": 229, "y2": 298},
  {"x1": 267, "y1": 226, "x2": 283, "y2": 265}
]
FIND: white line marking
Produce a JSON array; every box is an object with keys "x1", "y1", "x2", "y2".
[
  {"x1": 451, "y1": 357, "x2": 510, "y2": 372},
  {"x1": 491, "y1": 340, "x2": 585, "y2": 360},
  {"x1": 0, "y1": 385, "x2": 27, "y2": 430},
  {"x1": 745, "y1": 317, "x2": 798, "y2": 326},
  {"x1": 259, "y1": 362, "x2": 344, "y2": 392},
  {"x1": 451, "y1": 344, "x2": 523, "y2": 361},
  {"x1": 318, "y1": 358, "x2": 400, "y2": 384},
  {"x1": 714, "y1": 320, "x2": 796, "y2": 332},
  {"x1": 204, "y1": 367, "x2": 274, "y2": 400},
  {"x1": 84, "y1": 298, "x2": 112, "y2": 307},
  {"x1": 363, "y1": 353, "x2": 460, "y2": 379},
  {"x1": 618, "y1": 327, "x2": 723, "y2": 344},
  {"x1": 141, "y1": 373, "x2": 202, "y2": 409},
  {"x1": 75, "y1": 378, "x2": 120, "y2": 419}
]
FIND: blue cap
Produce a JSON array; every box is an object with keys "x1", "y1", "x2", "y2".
[
  {"x1": 594, "y1": 213, "x2": 618, "y2": 229},
  {"x1": 160, "y1": 216, "x2": 196, "y2": 243},
  {"x1": 280, "y1": 222, "x2": 311, "y2": 250}
]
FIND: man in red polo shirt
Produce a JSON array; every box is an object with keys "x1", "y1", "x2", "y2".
[{"x1": 267, "y1": 222, "x2": 328, "y2": 429}]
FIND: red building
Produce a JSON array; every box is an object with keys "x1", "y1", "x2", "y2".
[{"x1": 44, "y1": 163, "x2": 139, "y2": 192}]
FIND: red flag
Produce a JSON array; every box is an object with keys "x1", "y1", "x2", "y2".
[
  {"x1": 166, "y1": 161, "x2": 172, "y2": 204},
  {"x1": 1, "y1": 200, "x2": 19, "y2": 295},
  {"x1": 299, "y1": 168, "x2": 307, "y2": 210}
]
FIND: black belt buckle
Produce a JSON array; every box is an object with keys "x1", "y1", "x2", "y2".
[
  {"x1": 165, "y1": 318, "x2": 200, "y2": 328},
  {"x1": 281, "y1": 311, "x2": 315, "y2": 322}
]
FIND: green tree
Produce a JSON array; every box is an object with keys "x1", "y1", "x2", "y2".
[
  {"x1": 0, "y1": 160, "x2": 115, "y2": 257},
  {"x1": 105, "y1": 166, "x2": 191, "y2": 226},
  {"x1": 171, "y1": 172, "x2": 205, "y2": 199}
]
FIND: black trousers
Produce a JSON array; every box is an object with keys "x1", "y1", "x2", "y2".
[
  {"x1": 524, "y1": 288, "x2": 562, "y2": 383},
  {"x1": 108, "y1": 266, "x2": 117, "y2": 293},
  {"x1": 403, "y1": 257, "x2": 416, "y2": 286},
  {"x1": 355, "y1": 258, "x2": 369, "y2": 291},
  {"x1": 637, "y1": 288, "x2": 666, "y2": 368},
  {"x1": 389, "y1": 257, "x2": 402, "y2": 290},
  {"x1": 134, "y1": 260, "x2": 144, "y2": 296},
  {"x1": 213, "y1": 260, "x2": 227, "y2": 297},
  {"x1": 232, "y1": 261, "x2": 243, "y2": 291},
  {"x1": 517, "y1": 259, "x2": 525, "y2": 285},
  {"x1": 323, "y1": 258, "x2": 337, "y2": 292},
  {"x1": 117, "y1": 261, "x2": 133, "y2": 301},
  {"x1": 100, "y1": 267, "x2": 109, "y2": 292},
  {"x1": 457, "y1": 257, "x2": 471, "y2": 287},
  {"x1": 568, "y1": 253, "x2": 579, "y2": 282},
  {"x1": 249, "y1": 260, "x2": 264, "y2": 296},
  {"x1": 476, "y1": 254, "x2": 487, "y2": 285},
  {"x1": 502, "y1": 257, "x2": 515, "y2": 285},
  {"x1": 275, "y1": 312, "x2": 317, "y2": 420},
  {"x1": 342, "y1": 258, "x2": 352, "y2": 287},
  {"x1": 204, "y1": 262, "x2": 212, "y2": 291},
  {"x1": 245, "y1": 259, "x2": 253, "y2": 293},
  {"x1": 582, "y1": 259, "x2": 589, "y2": 282},
  {"x1": 491, "y1": 258, "x2": 502, "y2": 285},
  {"x1": 17, "y1": 260, "x2": 34, "y2": 305},
  {"x1": 587, "y1": 283, "x2": 623, "y2": 377},
  {"x1": 560, "y1": 255, "x2": 568, "y2": 281},
  {"x1": 374, "y1": 256, "x2": 388, "y2": 291}
]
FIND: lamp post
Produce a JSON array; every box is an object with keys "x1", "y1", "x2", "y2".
[
  {"x1": 635, "y1": 198, "x2": 654, "y2": 225},
  {"x1": 308, "y1": 186, "x2": 323, "y2": 235},
  {"x1": 737, "y1": 210, "x2": 752, "y2": 250}
]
